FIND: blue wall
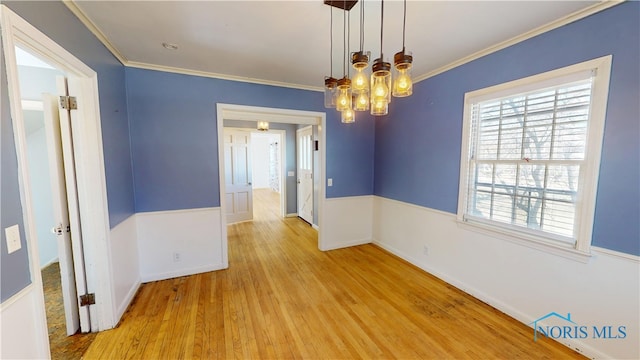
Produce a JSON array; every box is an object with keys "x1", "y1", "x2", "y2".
[
  {"x1": 1, "y1": 39, "x2": 32, "y2": 302},
  {"x1": 374, "y1": 2, "x2": 639, "y2": 256},
  {"x1": 125, "y1": 67, "x2": 375, "y2": 212},
  {"x1": 1, "y1": 1, "x2": 135, "y2": 301},
  {"x1": 5, "y1": 1, "x2": 135, "y2": 228}
]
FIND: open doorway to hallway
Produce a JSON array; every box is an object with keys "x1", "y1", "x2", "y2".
[
  {"x1": 13, "y1": 44, "x2": 95, "y2": 359},
  {"x1": 222, "y1": 119, "x2": 320, "y2": 229}
]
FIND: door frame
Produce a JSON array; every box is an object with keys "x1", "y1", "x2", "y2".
[
  {"x1": 216, "y1": 103, "x2": 328, "y2": 266},
  {"x1": 1, "y1": 5, "x2": 115, "y2": 334}
]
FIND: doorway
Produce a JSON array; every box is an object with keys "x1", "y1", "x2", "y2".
[
  {"x1": 216, "y1": 104, "x2": 327, "y2": 263},
  {"x1": 2, "y1": 5, "x2": 115, "y2": 354},
  {"x1": 14, "y1": 45, "x2": 95, "y2": 356},
  {"x1": 223, "y1": 124, "x2": 286, "y2": 225}
]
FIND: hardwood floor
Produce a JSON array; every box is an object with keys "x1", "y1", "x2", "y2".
[
  {"x1": 83, "y1": 189, "x2": 582, "y2": 359},
  {"x1": 42, "y1": 262, "x2": 97, "y2": 359}
]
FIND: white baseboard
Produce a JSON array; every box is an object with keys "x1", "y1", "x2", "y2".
[
  {"x1": 285, "y1": 213, "x2": 298, "y2": 218},
  {"x1": 320, "y1": 195, "x2": 373, "y2": 251},
  {"x1": 141, "y1": 263, "x2": 226, "y2": 283},
  {"x1": 372, "y1": 195, "x2": 639, "y2": 360},
  {"x1": 136, "y1": 207, "x2": 225, "y2": 283}
]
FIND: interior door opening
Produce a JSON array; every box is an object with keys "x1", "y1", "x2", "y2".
[{"x1": 13, "y1": 44, "x2": 93, "y2": 348}]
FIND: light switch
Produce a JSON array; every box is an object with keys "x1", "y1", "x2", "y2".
[
  {"x1": 328, "y1": 178, "x2": 333, "y2": 187},
  {"x1": 5, "y1": 224, "x2": 21, "y2": 254},
  {"x1": 288, "y1": 171, "x2": 294, "y2": 177}
]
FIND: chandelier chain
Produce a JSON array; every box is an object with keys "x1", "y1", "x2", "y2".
[
  {"x1": 330, "y1": 6, "x2": 333, "y2": 77},
  {"x1": 343, "y1": 2, "x2": 347, "y2": 77},
  {"x1": 360, "y1": 0, "x2": 365, "y2": 51},
  {"x1": 380, "y1": 0, "x2": 384, "y2": 58},
  {"x1": 402, "y1": 0, "x2": 406, "y2": 50}
]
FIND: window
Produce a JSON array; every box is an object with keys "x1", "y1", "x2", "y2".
[{"x1": 457, "y1": 56, "x2": 611, "y2": 256}]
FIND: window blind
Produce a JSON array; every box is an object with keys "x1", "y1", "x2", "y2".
[{"x1": 465, "y1": 78, "x2": 594, "y2": 242}]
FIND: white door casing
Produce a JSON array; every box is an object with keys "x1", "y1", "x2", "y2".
[
  {"x1": 2, "y1": 5, "x2": 115, "y2": 343},
  {"x1": 297, "y1": 126, "x2": 313, "y2": 225},
  {"x1": 224, "y1": 129, "x2": 253, "y2": 224}
]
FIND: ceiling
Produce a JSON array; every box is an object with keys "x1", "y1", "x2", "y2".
[{"x1": 69, "y1": 0, "x2": 604, "y2": 91}]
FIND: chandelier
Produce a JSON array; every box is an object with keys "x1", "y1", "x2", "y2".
[{"x1": 323, "y1": 0, "x2": 413, "y2": 122}]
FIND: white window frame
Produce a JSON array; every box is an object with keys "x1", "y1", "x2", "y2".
[{"x1": 457, "y1": 56, "x2": 612, "y2": 261}]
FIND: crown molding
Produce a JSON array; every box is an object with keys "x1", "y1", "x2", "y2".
[
  {"x1": 63, "y1": 0, "x2": 128, "y2": 64},
  {"x1": 125, "y1": 61, "x2": 323, "y2": 92},
  {"x1": 414, "y1": 1, "x2": 623, "y2": 84}
]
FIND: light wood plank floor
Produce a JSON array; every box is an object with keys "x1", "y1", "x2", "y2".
[{"x1": 83, "y1": 189, "x2": 582, "y2": 359}]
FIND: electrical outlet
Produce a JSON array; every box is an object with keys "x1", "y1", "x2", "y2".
[
  {"x1": 173, "y1": 252, "x2": 181, "y2": 262},
  {"x1": 423, "y1": 245, "x2": 429, "y2": 256}
]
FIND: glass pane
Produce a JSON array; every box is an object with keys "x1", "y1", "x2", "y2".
[
  {"x1": 492, "y1": 194, "x2": 514, "y2": 223},
  {"x1": 542, "y1": 200, "x2": 575, "y2": 239}
]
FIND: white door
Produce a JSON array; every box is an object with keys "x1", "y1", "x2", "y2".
[
  {"x1": 43, "y1": 93, "x2": 79, "y2": 335},
  {"x1": 224, "y1": 129, "x2": 253, "y2": 223},
  {"x1": 297, "y1": 126, "x2": 313, "y2": 225},
  {"x1": 43, "y1": 89, "x2": 91, "y2": 334}
]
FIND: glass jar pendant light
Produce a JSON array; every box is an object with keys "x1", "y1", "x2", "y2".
[
  {"x1": 336, "y1": 77, "x2": 352, "y2": 112},
  {"x1": 392, "y1": 0, "x2": 413, "y2": 97},
  {"x1": 324, "y1": 5, "x2": 338, "y2": 108},
  {"x1": 324, "y1": 77, "x2": 338, "y2": 108},
  {"x1": 370, "y1": 58, "x2": 391, "y2": 116}
]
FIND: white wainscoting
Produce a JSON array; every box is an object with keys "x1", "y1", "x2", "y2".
[
  {"x1": 0, "y1": 285, "x2": 50, "y2": 359},
  {"x1": 372, "y1": 196, "x2": 639, "y2": 360},
  {"x1": 109, "y1": 214, "x2": 140, "y2": 323},
  {"x1": 320, "y1": 195, "x2": 373, "y2": 251},
  {"x1": 136, "y1": 207, "x2": 225, "y2": 282}
]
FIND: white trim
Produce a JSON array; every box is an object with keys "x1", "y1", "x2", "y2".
[
  {"x1": 0, "y1": 283, "x2": 36, "y2": 311},
  {"x1": 286, "y1": 213, "x2": 299, "y2": 218},
  {"x1": 62, "y1": 0, "x2": 127, "y2": 64},
  {"x1": 457, "y1": 55, "x2": 612, "y2": 259},
  {"x1": 127, "y1": 61, "x2": 323, "y2": 92},
  {"x1": 413, "y1": 1, "x2": 622, "y2": 84},
  {"x1": 141, "y1": 264, "x2": 226, "y2": 283},
  {"x1": 312, "y1": 224, "x2": 319, "y2": 231},
  {"x1": 592, "y1": 246, "x2": 640, "y2": 263},
  {"x1": 1, "y1": 5, "x2": 115, "y2": 331},
  {"x1": 136, "y1": 206, "x2": 219, "y2": 217},
  {"x1": 217, "y1": 103, "x2": 327, "y2": 254}
]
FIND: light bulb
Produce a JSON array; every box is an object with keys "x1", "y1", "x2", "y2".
[
  {"x1": 352, "y1": 69, "x2": 368, "y2": 92},
  {"x1": 354, "y1": 92, "x2": 369, "y2": 111},
  {"x1": 393, "y1": 69, "x2": 413, "y2": 97},
  {"x1": 337, "y1": 93, "x2": 349, "y2": 110},
  {"x1": 372, "y1": 81, "x2": 388, "y2": 102},
  {"x1": 341, "y1": 108, "x2": 355, "y2": 123},
  {"x1": 336, "y1": 78, "x2": 352, "y2": 112},
  {"x1": 371, "y1": 100, "x2": 388, "y2": 116}
]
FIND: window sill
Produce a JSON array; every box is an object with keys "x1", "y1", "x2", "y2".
[{"x1": 456, "y1": 218, "x2": 593, "y2": 263}]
